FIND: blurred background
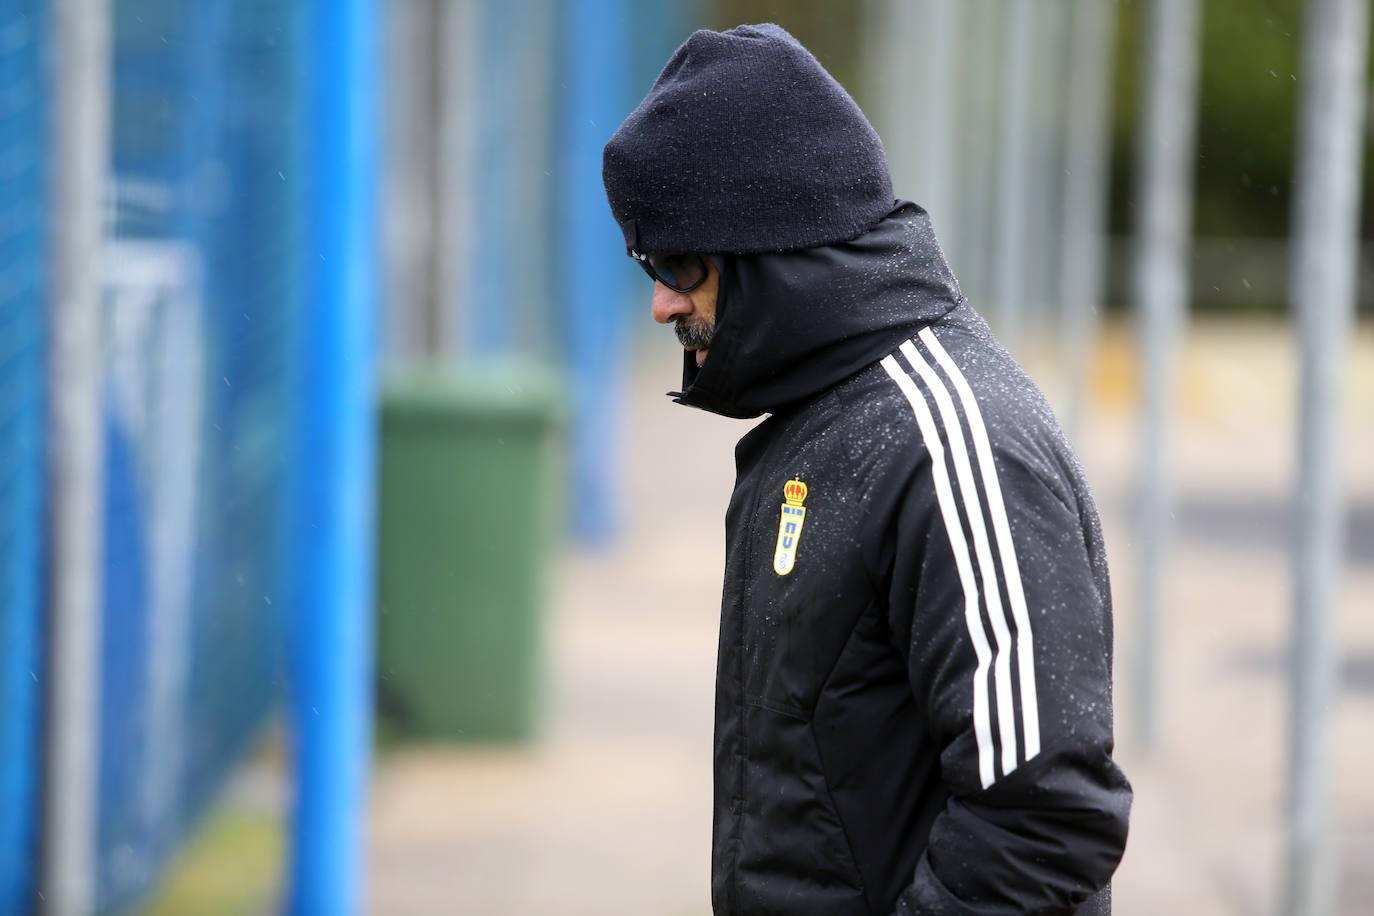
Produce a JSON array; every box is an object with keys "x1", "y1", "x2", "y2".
[{"x1": 1, "y1": 0, "x2": 1371, "y2": 913}]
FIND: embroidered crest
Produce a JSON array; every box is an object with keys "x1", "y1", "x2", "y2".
[{"x1": 772, "y1": 478, "x2": 809, "y2": 576}]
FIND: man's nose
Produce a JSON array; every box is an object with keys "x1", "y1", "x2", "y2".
[{"x1": 651, "y1": 282, "x2": 694, "y2": 324}]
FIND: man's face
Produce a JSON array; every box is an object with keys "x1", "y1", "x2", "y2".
[{"x1": 650, "y1": 257, "x2": 719, "y2": 368}]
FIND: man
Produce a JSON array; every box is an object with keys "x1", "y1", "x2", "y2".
[{"x1": 603, "y1": 24, "x2": 1131, "y2": 916}]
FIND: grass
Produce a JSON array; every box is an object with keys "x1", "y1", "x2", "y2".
[{"x1": 141, "y1": 809, "x2": 284, "y2": 916}]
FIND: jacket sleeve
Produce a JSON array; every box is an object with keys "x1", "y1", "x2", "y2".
[{"x1": 882, "y1": 444, "x2": 1131, "y2": 915}]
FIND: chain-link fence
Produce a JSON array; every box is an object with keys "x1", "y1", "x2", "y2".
[{"x1": 90, "y1": 4, "x2": 305, "y2": 907}]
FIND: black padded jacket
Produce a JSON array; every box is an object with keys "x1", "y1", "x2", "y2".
[{"x1": 668, "y1": 201, "x2": 1132, "y2": 915}]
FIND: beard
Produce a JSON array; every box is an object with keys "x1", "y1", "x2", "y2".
[{"x1": 673, "y1": 314, "x2": 714, "y2": 351}]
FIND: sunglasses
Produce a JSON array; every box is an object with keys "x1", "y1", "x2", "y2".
[{"x1": 629, "y1": 249, "x2": 709, "y2": 293}]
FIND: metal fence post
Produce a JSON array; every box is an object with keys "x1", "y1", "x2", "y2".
[
  {"x1": 862, "y1": 0, "x2": 920, "y2": 213},
  {"x1": 919, "y1": 0, "x2": 959, "y2": 251},
  {"x1": 992, "y1": 0, "x2": 1033, "y2": 349},
  {"x1": 438, "y1": 0, "x2": 479, "y2": 358},
  {"x1": 467, "y1": 0, "x2": 556, "y2": 356},
  {"x1": 0, "y1": 3, "x2": 48, "y2": 910},
  {"x1": 379, "y1": 0, "x2": 438, "y2": 363},
  {"x1": 1059, "y1": 0, "x2": 1118, "y2": 440},
  {"x1": 1282, "y1": 1, "x2": 1370, "y2": 913},
  {"x1": 862, "y1": 0, "x2": 958, "y2": 253},
  {"x1": 1131, "y1": 0, "x2": 1200, "y2": 755},
  {"x1": 954, "y1": 0, "x2": 1004, "y2": 308},
  {"x1": 559, "y1": 0, "x2": 630, "y2": 544},
  {"x1": 1022, "y1": 2, "x2": 1069, "y2": 343},
  {"x1": 287, "y1": 0, "x2": 378, "y2": 911},
  {"x1": 41, "y1": 2, "x2": 110, "y2": 912}
]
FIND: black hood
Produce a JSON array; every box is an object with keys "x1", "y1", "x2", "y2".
[{"x1": 669, "y1": 200, "x2": 963, "y2": 419}]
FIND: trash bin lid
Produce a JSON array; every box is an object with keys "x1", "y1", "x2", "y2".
[{"x1": 381, "y1": 361, "x2": 565, "y2": 427}]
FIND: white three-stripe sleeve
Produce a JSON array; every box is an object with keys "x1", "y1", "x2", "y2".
[
  {"x1": 880, "y1": 354, "x2": 997, "y2": 789},
  {"x1": 898, "y1": 340, "x2": 1019, "y2": 778},
  {"x1": 919, "y1": 326, "x2": 1041, "y2": 760}
]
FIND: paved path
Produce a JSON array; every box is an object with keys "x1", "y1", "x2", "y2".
[{"x1": 369, "y1": 322, "x2": 1374, "y2": 915}]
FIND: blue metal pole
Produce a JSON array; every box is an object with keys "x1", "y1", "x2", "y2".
[
  {"x1": 559, "y1": 0, "x2": 631, "y2": 544},
  {"x1": 287, "y1": 0, "x2": 378, "y2": 911},
  {"x1": 0, "y1": 2, "x2": 47, "y2": 910}
]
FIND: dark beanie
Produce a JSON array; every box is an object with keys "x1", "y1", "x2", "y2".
[{"x1": 602, "y1": 23, "x2": 893, "y2": 255}]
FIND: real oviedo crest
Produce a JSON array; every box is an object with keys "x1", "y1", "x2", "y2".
[{"x1": 773, "y1": 478, "x2": 809, "y2": 576}]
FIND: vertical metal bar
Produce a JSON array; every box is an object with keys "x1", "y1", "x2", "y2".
[
  {"x1": 477, "y1": 0, "x2": 555, "y2": 356},
  {"x1": 560, "y1": 0, "x2": 629, "y2": 544},
  {"x1": 922, "y1": 0, "x2": 960, "y2": 259},
  {"x1": 1059, "y1": 0, "x2": 1118, "y2": 439},
  {"x1": 379, "y1": 0, "x2": 437, "y2": 364},
  {"x1": 0, "y1": 3, "x2": 47, "y2": 910},
  {"x1": 955, "y1": 0, "x2": 1004, "y2": 307},
  {"x1": 41, "y1": 1, "x2": 109, "y2": 913},
  {"x1": 862, "y1": 0, "x2": 921, "y2": 205},
  {"x1": 455, "y1": 0, "x2": 554, "y2": 357},
  {"x1": 1018, "y1": 1, "x2": 1060, "y2": 342},
  {"x1": 438, "y1": 0, "x2": 478, "y2": 357},
  {"x1": 992, "y1": 0, "x2": 1034, "y2": 349},
  {"x1": 865, "y1": 0, "x2": 957, "y2": 246},
  {"x1": 509, "y1": 0, "x2": 556, "y2": 357},
  {"x1": 287, "y1": 0, "x2": 378, "y2": 911},
  {"x1": 1131, "y1": 0, "x2": 1201, "y2": 755},
  {"x1": 468, "y1": 0, "x2": 517, "y2": 353},
  {"x1": 1282, "y1": 1, "x2": 1370, "y2": 913}
]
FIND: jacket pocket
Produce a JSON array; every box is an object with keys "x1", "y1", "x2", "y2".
[
  {"x1": 746, "y1": 598, "x2": 824, "y2": 717},
  {"x1": 736, "y1": 700, "x2": 870, "y2": 915}
]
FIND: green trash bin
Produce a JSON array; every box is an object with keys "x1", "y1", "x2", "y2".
[{"x1": 376, "y1": 363, "x2": 562, "y2": 742}]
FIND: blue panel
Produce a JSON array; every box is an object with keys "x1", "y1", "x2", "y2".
[{"x1": 0, "y1": 2, "x2": 46, "y2": 911}]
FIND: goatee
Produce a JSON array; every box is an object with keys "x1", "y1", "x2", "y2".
[{"x1": 674, "y1": 315, "x2": 713, "y2": 351}]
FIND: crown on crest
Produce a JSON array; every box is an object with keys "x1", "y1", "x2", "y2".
[{"x1": 784, "y1": 479, "x2": 808, "y2": 506}]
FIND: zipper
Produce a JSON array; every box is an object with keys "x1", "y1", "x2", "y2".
[{"x1": 724, "y1": 413, "x2": 798, "y2": 910}]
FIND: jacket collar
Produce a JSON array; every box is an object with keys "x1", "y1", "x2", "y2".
[{"x1": 669, "y1": 200, "x2": 962, "y2": 419}]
